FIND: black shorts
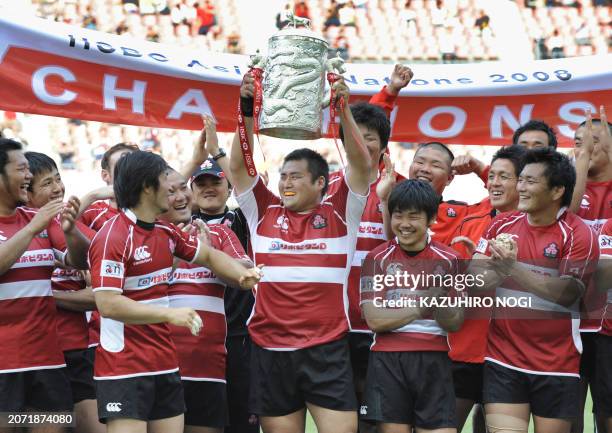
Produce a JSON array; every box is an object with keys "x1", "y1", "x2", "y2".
[
  {"x1": 96, "y1": 371, "x2": 185, "y2": 422},
  {"x1": 483, "y1": 361, "x2": 579, "y2": 419},
  {"x1": 226, "y1": 335, "x2": 259, "y2": 433},
  {"x1": 348, "y1": 332, "x2": 373, "y2": 387},
  {"x1": 593, "y1": 334, "x2": 612, "y2": 417},
  {"x1": 0, "y1": 368, "x2": 73, "y2": 411},
  {"x1": 64, "y1": 348, "x2": 96, "y2": 403},
  {"x1": 452, "y1": 361, "x2": 484, "y2": 403},
  {"x1": 183, "y1": 380, "x2": 228, "y2": 427},
  {"x1": 361, "y1": 351, "x2": 456, "y2": 429},
  {"x1": 579, "y1": 331, "x2": 597, "y2": 384},
  {"x1": 249, "y1": 337, "x2": 358, "y2": 416}
]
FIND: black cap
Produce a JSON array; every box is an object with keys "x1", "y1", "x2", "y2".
[{"x1": 190, "y1": 158, "x2": 225, "y2": 183}]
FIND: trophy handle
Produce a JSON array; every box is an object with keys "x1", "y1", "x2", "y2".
[{"x1": 249, "y1": 49, "x2": 267, "y2": 70}]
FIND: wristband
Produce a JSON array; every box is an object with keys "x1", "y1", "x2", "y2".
[{"x1": 240, "y1": 96, "x2": 254, "y2": 117}]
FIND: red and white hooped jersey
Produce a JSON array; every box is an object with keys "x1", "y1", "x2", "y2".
[
  {"x1": 0, "y1": 208, "x2": 67, "y2": 373},
  {"x1": 88, "y1": 209, "x2": 200, "y2": 379},
  {"x1": 236, "y1": 175, "x2": 367, "y2": 350},
  {"x1": 327, "y1": 169, "x2": 406, "y2": 332},
  {"x1": 476, "y1": 209, "x2": 599, "y2": 376},
  {"x1": 79, "y1": 200, "x2": 120, "y2": 347},
  {"x1": 52, "y1": 221, "x2": 96, "y2": 352},
  {"x1": 575, "y1": 181, "x2": 612, "y2": 331},
  {"x1": 597, "y1": 218, "x2": 612, "y2": 336},
  {"x1": 169, "y1": 224, "x2": 248, "y2": 382},
  {"x1": 360, "y1": 237, "x2": 462, "y2": 352}
]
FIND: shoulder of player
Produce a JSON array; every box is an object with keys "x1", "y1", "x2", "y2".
[
  {"x1": 366, "y1": 238, "x2": 396, "y2": 260},
  {"x1": 601, "y1": 218, "x2": 612, "y2": 235},
  {"x1": 428, "y1": 240, "x2": 461, "y2": 260},
  {"x1": 561, "y1": 211, "x2": 595, "y2": 237}
]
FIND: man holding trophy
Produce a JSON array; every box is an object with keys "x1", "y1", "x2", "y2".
[{"x1": 228, "y1": 17, "x2": 371, "y2": 431}]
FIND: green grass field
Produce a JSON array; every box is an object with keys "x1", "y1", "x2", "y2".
[{"x1": 299, "y1": 392, "x2": 595, "y2": 433}]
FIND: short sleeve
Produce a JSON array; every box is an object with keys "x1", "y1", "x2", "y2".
[
  {"x1": 47, "y1": 217, "x2": 67, "y2": 264},
  {"x1": 327, "y1": 175, "x2": 368, "y2": 232},
  {"x1": 599, "y1": 219, "x2": 612, "y2": 257},
  {"x1": 235, "y1": 175, "x2": 280, "y2": 233},
  {"x1": 88, "y1": 225, "x2": 127, "y2": 293},
  {"x1": 210, "y1": 224, "x2": 248, "y2": 260},
  {"x1": 360, "y1": 250, "x2": 384, "y2": 305},
  {"x1": 368, "y1": 86, "x2": 397, "y2": 118},
  {"x1": 169, "y1": 224, "x2": 200, "y2": 263},
  {"x1": 559, "y1": 222, "x2": 600, "y2": 291},
  {"x1": 473, "y1": 215, "x2": 500, "y2": 256}
]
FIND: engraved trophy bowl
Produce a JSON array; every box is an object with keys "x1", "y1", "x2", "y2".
[{"x1": 256, "y1": 15, "x2": 341, "y2": 140}]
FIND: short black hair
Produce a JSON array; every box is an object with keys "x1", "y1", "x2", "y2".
[
  {"x1": 101, "y1": 142, "x2": 139, "y2": 171},
  {"x1": 339, "y1": 102, "x2": 391, "y2": 151},
  {"x1": 522, "y1": 148, "x2": 575, "y2": 207},
  {"x1": 577, "y1": 118, "x2": 612, "y2": 134},
  {"x1": 491, "y1": 145, "x2": 527, "y2": 178},
  {"x1": 388, "y1": 179, "x2": 439, "y2": 222},
  {"x1": 114, "y1": 151, "x2": 168, "y2": 209},
  {"x1": 512, "y1": 120, "x2": 557, "y2": 149},
  {"x1": 25, "y1": 152, "x2": 58, "y2": 178},
  {"x1": 415, "y1": 141, "x2": 455, "y2": 168},
  {"x1": 283, "y1": 148, "x2": 329, "y2": 197},
  {"x1": 0, "y1": 138, "x2": 23, "y2": 176}
]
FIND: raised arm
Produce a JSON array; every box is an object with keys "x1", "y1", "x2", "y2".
[
  {"x1": 335, "y1": 78, "x2": 371, "y2": 195},
  {"x1": 0, "y1": 200, "x2": 64, "y2": 276},
  {"x1": 61, "y1": 196, "x2": 91, "y2": 270},
  {"x1": 376, "y1": 154, "x2": 396, "y2": 240},
  {"x1": 570, "y1": 110, "x2": 594, "y2": 213},
  {"x1": 229, "y1": 73, "x2": 257, "y2": 196}
]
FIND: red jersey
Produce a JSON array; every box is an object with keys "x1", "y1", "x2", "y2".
[
  {"x1": 0, "y1": 208, "x2": 68, "y2": 373},
  {"x1": 327, "y1": 169, "x2": 406, "y2": 332},
  {"x1": 52, "y1": 221, "x2": 96, "y2": 352},
  {"x1": 235, "y1": 175, "x2": 367, "y2": 350},
  {"x1": 432, "y1": 201, "x2": 470, "y2": 245},
  {"x1": 88, "y1": 210, "x2": 200, "y2": 379},
  {"x1": 597, "y1": 218, "x2": 612, "y2": 336},
  {"x1": 475, "y1": 209, "x2": 599, "y2": 376},
  {"x1": 79, "y1": 200, "x2": 119, "y2": 347},
  {"x1": 169, "y1": 224, "x2": 248, "y2": 381},
  {"x1": 360, "y1": 237, "x2": 462, "y2": 352},
  {"x1": 447, "y1": 203, "x2": 495, "y2": 363},
  {"x1": 576, "y1": 180, "x2": 612, "y2": 331}
]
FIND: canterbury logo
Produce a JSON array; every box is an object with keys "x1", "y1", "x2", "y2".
[
  {"x1": 0, "y1": 231, "x2": 6, "y2": 242},
  {"x1": 133, "y1": 246, "x2": 151, "y2": 261},
  {"x1": 106, "y1": 402, "x2": 122, "y2": 412}
]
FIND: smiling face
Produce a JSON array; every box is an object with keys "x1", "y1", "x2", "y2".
[
  {"x1": 27, "y1": 168, "x2": 65, "y2": 208},
  {"x1": 575, "y1": 123, "x2": 610, "y2": 176},
  {"x1": 0, "y1": 150, "x2": 32, "y2": 209},
  {"x1": 148, "y1": 170, "x2": 171, "y2": 215},
  {"x1": 409, "y1": 147, "x2": 453, "y2": 196},
  {"x1": 278, "y1": 159, "x2": 324, "y2": 212},
  {"x1": 517, "y1": 162, "x2": 562, "y2": 214},
  {"x1": 391, "y1": 208, "x2": 431, "y2": 252},
  {"x1": 162, "y1": 170, "x2": 193, "y2": 224},
  {"x1": 192, "y1": 175, "x2": 230, "y2": 215},
  {"x1": 487, "y1": 158, "x2": 519, "y2": 213}
]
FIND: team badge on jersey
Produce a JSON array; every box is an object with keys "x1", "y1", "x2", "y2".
[
  {"x1": 543, "y1": 242, "x2": 559, "y2": 258},
  {"x1": 274, "y1": 215, "x2": 289, "y2": 231},
  {"x1": 0, "y1": 230, "x2": 6, "y2": 242},
  {"x1": 377, "y1": 203, "x2": 384, "y2": 213},
  {"x1": 447, "y1": 207, "x2": 456, "y2": 217},
  {"x1": 386, "y1": 262, "x2": 403, "y2": 276},
  {"x1": 37, "y1": 229, "x2": 49, "y2": 238},
  {"x1": 101, "y1": 260, "x2": 125, "y2": 278},
  {"x1": 580, "y1": 195, "x2": 590, "y2": 209},
  {"x1": 312, "y1": 214, "x2": 327, "y2": 229}
]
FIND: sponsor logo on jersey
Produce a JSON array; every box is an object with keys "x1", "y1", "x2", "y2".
[
  {"x1": 15, "y1": 251, "x2": 55, "y2": 264},
  {"x1": 543, "y1": 242, "x2": 559, "y2": 258},
  {"x1": 0, "y1": 231, "x2": 6, "y2": 242},
  {"x1": 599, "y1": 235, "x2": 612, "y2": 249},
  {"x1": 447, "y1": 207, "x2": 457, "y2": 217},
  {"x1": 359, "y1": 225, "x2": 384, "y2": 235},
  {"x1": 312, "y1": 214, "x2": 327, "y2": 229},
  {"x1": 475, "y1": 238, "x2": 488, "y2": 254},
  {"x1": 138, "y1": 271, "x2": 172, "y2": 287},
  {"x1": 133, "y1": 246, "x2": 152, "y2": 263},
  {"x1": 37, "y1": 229, "x2": 49, "y2": 238},
  {"x1": 106, "y1": 402, "x2": 122, "y2": 412},
  {"x1": 580, "y1": 195, "x2": 590, "y2": 209},
  {"x1": 269, "y1": 241, "x2": 327, "y2": 251},
  {"x1": 101, "y1": 260, "x2": 125, "y2": 278}
]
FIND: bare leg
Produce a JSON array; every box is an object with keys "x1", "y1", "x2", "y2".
[
  {"x1": 307, "y1": 402, "x2": 357, "y2": 433},
  {"x1": 259, "y1": 408, "x2": 306, "y2": 433}
]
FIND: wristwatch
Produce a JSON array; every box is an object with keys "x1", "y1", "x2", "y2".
[{"x1": 212, "y1": 148, "x2": 226, "y2": 161}]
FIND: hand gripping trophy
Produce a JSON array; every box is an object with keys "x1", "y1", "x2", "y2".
[{"x1": 249, "y1": 12, "x2": 347, "y2": 140}]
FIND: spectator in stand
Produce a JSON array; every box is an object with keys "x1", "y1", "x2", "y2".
[
  {"x1": 57, "y1": 141, "x2": 76, "y2": 170},
  {"x1": 115, "y1": 20, "x2": 129, "y2": 35},
  {"x1": 334, "y1": 28, "x2": 351, "y2": 61},
  {"x1": 227, "y1": 32, "x2": 241, "y2": 54},
  {"x1": 339, "y1": 1, "x2": 357, "y2": 27},
  {"x1": 294, "y1": 1, "x2": 311, "y2": 21},
  {"x1": 146, "y1": 25, "x2": 160, "y2": 42},
  {"x1": 549, "y1": 29, "x2": 565, "y2": 58},
  {"x1": 431, "y1": 0, "x2": 447, "y2": 27},
  {"x1": 276, "y1": 3, "x2": 291, "y2": 30},
  {"x1": 82, "y1": 6, "x2": 97, "y2": 30},
  {"x1": 171, "y1": 0, "x2": 195, "y2": 28},
  {"x1": 575, "y1": 21, "x2": 591, "y2": 45},
  {"x1": 474, "y1": 10, "x2": 490, "y2": 35},
  {"x1": 401, "y1": 0, "x2": 417, "y2": 29},
  {"x1": 324, "y1": 0, "x2": 341, "y2": 30},
  {"x1": 196, "y1": 0, "x2": 216, "y2": 36}
]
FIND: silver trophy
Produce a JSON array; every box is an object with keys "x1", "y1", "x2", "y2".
[{"x1": 253, "y1": 13, "x2": 346, "y2": 140}]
